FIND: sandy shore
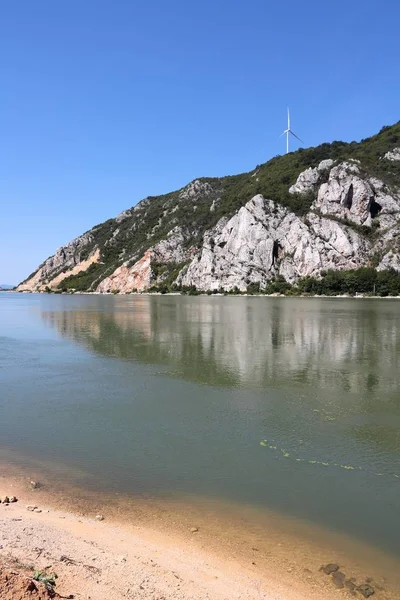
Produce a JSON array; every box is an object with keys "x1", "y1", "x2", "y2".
[
  {"x1": 0, "y1": 477, "x2": 310, "y2": 600},
  {"x1": 1, "y1": 472, "x2": 399, "y2": 600}
]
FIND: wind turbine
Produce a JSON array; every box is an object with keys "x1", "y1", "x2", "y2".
[{"x1": 281, "y1": 108, "x2": 303, "y2": 154}]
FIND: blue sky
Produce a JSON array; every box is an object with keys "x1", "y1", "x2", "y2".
[{"x1": 1, "y1": 0, "x2": 399, "y2": 284}]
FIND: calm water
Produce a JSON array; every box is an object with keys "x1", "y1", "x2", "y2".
[{"x1": 1, "y1": 293, "x2": 400, "y2": 556}]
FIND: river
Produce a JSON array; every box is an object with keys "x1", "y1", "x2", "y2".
[{"x1": 1, "y1": 292, "x2": 399, "y2": 572}]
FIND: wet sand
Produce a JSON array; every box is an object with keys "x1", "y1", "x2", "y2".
[{"x1": 1, "y1": 460, "x2": 400, "y2": 600}]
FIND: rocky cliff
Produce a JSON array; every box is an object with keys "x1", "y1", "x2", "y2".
[{"x1": 17, "y1": 123, "x2": 400, "y2": 293}]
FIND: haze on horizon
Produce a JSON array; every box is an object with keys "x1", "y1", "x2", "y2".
[{"x1": 1, "y1": 0, "x2": 399, "y2": 284}]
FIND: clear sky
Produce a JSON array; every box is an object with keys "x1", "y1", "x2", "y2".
[{"x1": 1, "y1": 0, "x2": 399, "y2": 284}]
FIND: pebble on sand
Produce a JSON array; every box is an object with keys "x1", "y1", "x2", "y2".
[
  {"x1": 321, "y1": 563, "x2": 340, "y2": 575},
  {"x1": 0, "y1": 496, "x2": 18, "y2": 504},
  {"x1": 357, "y1": 583, "x2": 375, "y2": 598}
]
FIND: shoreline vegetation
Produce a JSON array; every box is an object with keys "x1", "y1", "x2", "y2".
[
  {"x1": 8, "y1": 266, "x2": 400, "y2": 298},
  {"x1": 1, "y1": 465, "x2": 400, "y2": 600}
]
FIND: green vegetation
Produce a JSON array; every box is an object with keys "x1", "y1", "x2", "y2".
[
  {"x1": 246, "y1": 268, "x2": 400, "y2": 297},
  {"x1": 58, "y1": 263, "x2": 104, "y2": 291},
  {"x1": 117, "y1": 266, "x2": 400, "y2": 297},
  {"x1": 47, "y1": 121, "x2": 400, "y2": 292},
  {"x1": 296, "y1": 267, "x2": 400, "y2": 296},
  {"x1": 32, "y1": 569, "x2": 58, "y2": 592},
  {"x1": 148, "y1": 261, "x2": 189, "y2": 293}
]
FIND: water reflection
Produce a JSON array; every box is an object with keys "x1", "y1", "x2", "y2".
[
  {"x1": 41, "y1": 295, "x2": 400, "y2": 398},
  {"x1": 40, "y1": 296, "x2": 400, "y2": 467}
]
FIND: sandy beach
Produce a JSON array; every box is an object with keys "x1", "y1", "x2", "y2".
[
  {"x1": 0, "y1": 476, "x2": 313, "y2": 600},
  {"x1": 1, "y1": 470, "x2": 399, "y2": 600}
]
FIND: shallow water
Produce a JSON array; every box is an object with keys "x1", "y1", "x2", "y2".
[{"x1": 1, "y1": 293, "x2": 400, "y2": 557}]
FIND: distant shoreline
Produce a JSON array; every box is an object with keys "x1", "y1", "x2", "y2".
[{"x1": 6, "y1": 289, "x2": 400, "y2": 299}]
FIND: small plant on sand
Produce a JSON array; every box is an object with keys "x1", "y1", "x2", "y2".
[{"x1": 32, "y1": 569, "x2": 58, "y2": 592}]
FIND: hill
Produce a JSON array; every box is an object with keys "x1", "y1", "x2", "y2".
[{"x1": 17, "y1": 122, "x2": 400, "y2": 294}]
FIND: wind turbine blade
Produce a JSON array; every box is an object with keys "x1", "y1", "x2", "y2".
[
  {"x1": 290, "y1": 130, "x2": 303, "y2": 143},
  {"x1": 287, "y1": 107, "x2": 290, "y2": 130},
  {"x1": 280, "y1": 131, "x2": 287, "y2": 137}
]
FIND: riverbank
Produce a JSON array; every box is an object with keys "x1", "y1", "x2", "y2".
[
  {"x1": 7, "y1": 288, "x2": 400, "y2": 299},
  {"x1": 1, "y1": 468, "x2": 399, "y2": 600},
  {"x1": 0, "y1": 474, "x2": 315, "y2": 600}
]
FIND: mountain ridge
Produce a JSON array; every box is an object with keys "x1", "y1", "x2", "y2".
[{"x1": 17, "y1": 122, "x2": 400, "y2": 293}]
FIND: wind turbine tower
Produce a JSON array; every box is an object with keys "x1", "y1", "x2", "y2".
[{"x1": 281, "y1": 108, "x2": 303, "y2": 154}]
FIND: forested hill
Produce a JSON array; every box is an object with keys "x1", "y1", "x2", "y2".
[{"x1": 18, "y1": 122, "x2": 400, "y2": 294}]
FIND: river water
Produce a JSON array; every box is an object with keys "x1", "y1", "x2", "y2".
[{"x1": 1, "y1": 292, "x2": 400, "y2": 561}]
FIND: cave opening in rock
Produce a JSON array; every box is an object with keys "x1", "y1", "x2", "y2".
[
  {"x1": 368, "y1": 198, "x2": 382, "y2": 218},
  {"x1": 272, "y1": 240, "x2": 282, "y2": 265},
  {"x1": 343, "y1": 184, "x2": 353, "y2": 209}
]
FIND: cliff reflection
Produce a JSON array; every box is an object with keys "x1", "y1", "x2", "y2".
[{"x1": 41, "y1": 296, "x2": 400, "y2": 399}]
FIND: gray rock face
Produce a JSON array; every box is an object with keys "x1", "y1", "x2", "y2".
[
  {"x1": 179, "y1": 196, "x2": 284, "y2": 290},
  {"x1": 289, "y1": 159, "x2": 334, "y2": 195},
  {"x1": 115, "y1": 208, "x2": 133, "y2": 223},
  {"x1": 179, "y1": 180, "x2": 214, "y2": 201},
  {"x1": 152, "y1": 227, "x2": 187, "y2": 264},
  {"x1": 377, "y1": 250, "x2": 400, "y2": 272},
  {"x1": 43, "y1": 233, "x2": 94, "y2": 275},
  {"x1": 318, "y1": 159, "x2": 335, "y2": 171},
  {"x1": 311, "y1": 161, "x2": 400, "y2": 228},
  {"x1": 179, "y1": 194, "x2": 372, "y2": 291},
  {"x1": 289, "y1": 167, "x2": 320, "y2": 195},
  {"x1": 177, "y1": 160, "x2": 400, "y2": 291},
  {"x1": 17, "y1": 232, "x2": 95, "y2": 291},
  {"x1": 384, "y1": 148, "x2": 400, "y2": 161}
]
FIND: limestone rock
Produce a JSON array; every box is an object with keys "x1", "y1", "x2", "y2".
[
  {"x1": 313, "y1": 162, "x2": 373, "y2": 226},
  {"x1": 289, "y1": 159, "x2": 334, "y2": 195},
  {"x1": 377, "y1": 250, "x2": 400, "y2": 272},
  {"x1": 317, "y1": 159, "x2": 334, "y2": 171},
  {"x1": 115, "y1": 208, "x2": 134, "y2": 223},
  {"x1": 312, "y1": 162, "x2": 400, "y2": 231},
  {"x1": 152, "y1": 227, "x2": 186, "y2": 264},
  {"x1": 384, "y1": 148, "x2": 400, "y2": 161},
  {"x1": 17, "y1": 232, "x2": 96, "y2": 292},
  {"x1": 289, "y1": 166, "x2": 320, "y2": 195},
  {"x1": 179, "y1": 194, "x2": 372, "y2": 291},
  {"x1": 179, "y1": 180, "x2": 214, "y2": 201}
]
